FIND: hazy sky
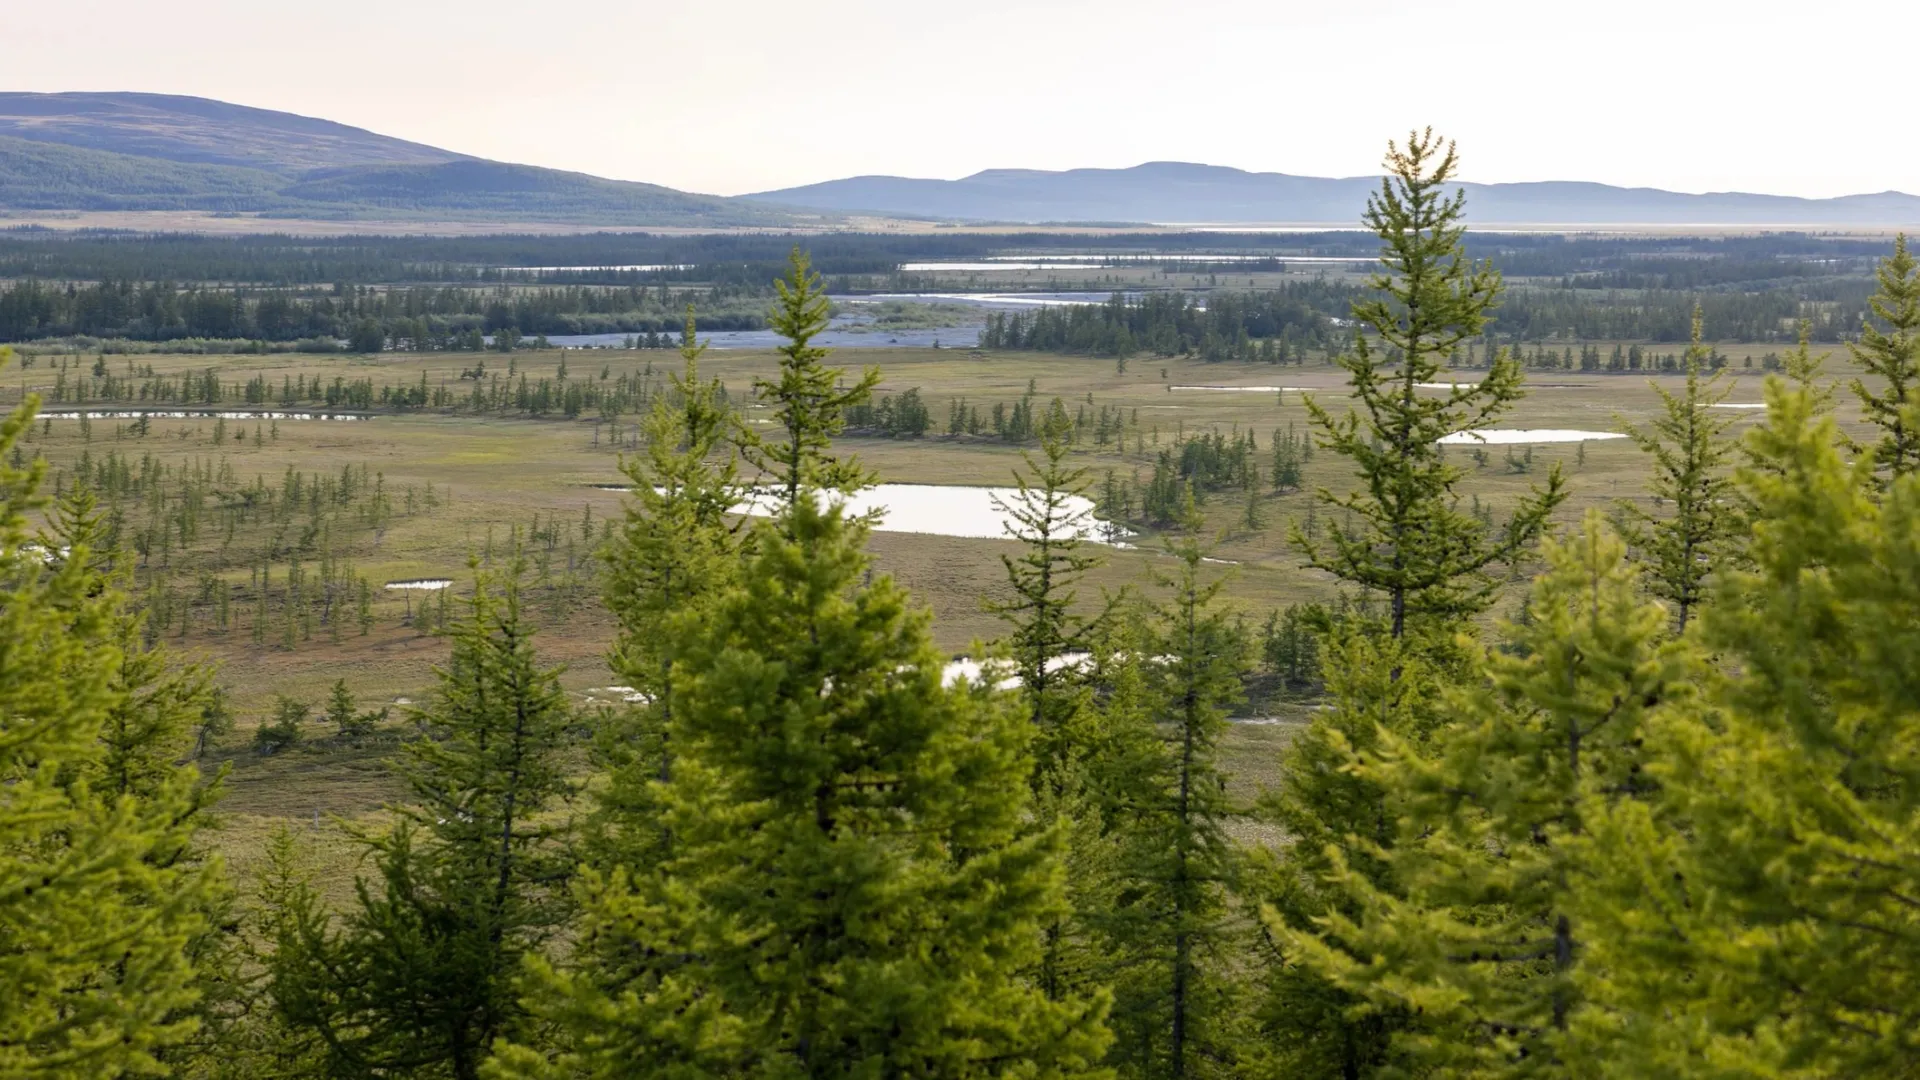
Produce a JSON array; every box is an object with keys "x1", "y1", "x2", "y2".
[{"x1": 10, "y1": 0, "x2": 1914, "y2": 198}]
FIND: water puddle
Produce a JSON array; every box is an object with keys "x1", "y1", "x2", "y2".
[
  {"x1": 1439, "y1": 429, "x2": 1625, "y2": 445},
  {"x1": 384, "y1": 579, "x2": 453, "y2": 591},
  {"x1": 1168, "y1": 385, "x2": 1312, "y2": 393},
  {"x1": 1709, "y1": 403, "x2": 1768, "y2": 409}
]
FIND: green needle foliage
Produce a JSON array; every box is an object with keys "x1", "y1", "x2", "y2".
[
  {"x1": 265, "y1": 558, "x2": 575, "y2": 1080},
  {"x1": 1619, "y1": 305, "x2": 1738, "y2": 632},
  {"x1": 1096, "y1": 541, "x2": 1252, "y2": 1080},
  {"x1": 741, "y1": 248, "x2": 880, "y2": 516},
  {"x1": 1275, "y1": 515, "x2": 1688, "y2": 1076},
  {"x1": 595, "y1": 306, "x2": 740, "y2": 868},
  {"x1": 987, "y1": 409, "x2": 1116, "y2": 1006},
  {"x1": 988, "y1": 408, "x2": 1113, "y2": 785},
  {"x1": 1258, "y1": 132, "x2": 1564, "y2": 1077},
  {"x1": 1849, "y1": 233, "x2": 1920, "y2": 481},
  {"x1": 0, "y1": 347, "x2": 217, "y2": 1076},
  {"x1": 1567, "y1": 377, "x2": 1920, "y2": 1075},
  {"x1": 1293, "y1": 128, "x2": 1565, "y2": 644},
  {"x1": 504, "y1": 497, "x2": 1110, "y2": 1079}
]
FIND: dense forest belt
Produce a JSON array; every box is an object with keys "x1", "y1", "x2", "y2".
[{"x1": 0, "y1": 227, "x2": 1894, "y2": 285}]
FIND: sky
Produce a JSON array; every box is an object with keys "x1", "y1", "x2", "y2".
[{"x1": 8, "y1": 0, "x2": 1915, "y2": 198}]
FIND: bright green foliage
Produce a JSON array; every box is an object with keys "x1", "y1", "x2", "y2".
[
  {"x1": 988, "y1": 413, "x2": 1113, "y2": 783},
  {"x1": 1620, "y1": 305, "x2": 1739, "y2": 631},
  {"x1": 0, "y1": 348, "x2": 215, "y2": 1076},
  {"x1": 1257, "y1": 132, "x2": 1562, "y2": 1077},
  {"x1": 266, "y1": 560, "x2": 575, "y2": 1080},
  {"x1": 1294, "y1": 129, "x2": 1565, "y2": 641},
  {"x1": 987, "y1": 413, "x2": 1117, "y2": 1005},
  {"x1": 1849, "y1": 233, "x2": 1920, "y2": 480},
  {"x1": 741, "y1": 248, "x2": 881, "y2": 514},
  {"x1": 1567, "y1": 378, "x2": 1920, "y2": 1075},
  {"x1": 1250, "y1": 622, "x2": 1434, "y2": 1080},
  {"x1": 501, "y1": 499, "x2": 1109, "y2": 1079},
  {"x1": 1094, "y1": 543, "x2": 1252, "y2": 1080},
  {"x1": 595, "y1": 306, "x2": 740, "y2": 868},
  {"x1": 1275, "y1": 515, "x2": 1687, "y2": 1076}
]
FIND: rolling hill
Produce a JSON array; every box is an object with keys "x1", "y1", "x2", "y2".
[
  {"x1": 0, "y1": 92, "x2": 796, "y2": 226},
  {"x1": 744, "y1": 161, "x2": 1920, "y2": 227}
]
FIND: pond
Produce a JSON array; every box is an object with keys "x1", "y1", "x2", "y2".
[
  {"x1": 597, "y1": 483, "x2": 1131, "y2": 544},
  {"x1": 384, "y1": 579, "x2": 453, "y2": 591},
  {"x1": 1168, "y1": 385, "x2": 1314, "y2": 393},
  {"x1": 1439, "y1": 429, "x2": 1626, "y2": 445}
]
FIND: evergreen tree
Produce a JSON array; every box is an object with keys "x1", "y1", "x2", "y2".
[
  {"x1": 1276, "y1": 516, "x2": 1687, "y2": 1076},
  {"x1": 265, "y1": 558, "x2": 575, "y2": 1080},
  {"x1": 1565, "y1": 377, "x2": 1920, "y2": 1075},
  {"x1": 988, "y1": 410, "x2": 1113, "y2": 783},
  {"x1": 1619, "y1": 305, "x2": 1738, "y2": 632},
  {"x1": 1293, "y1": 129, "x2": 1565, "y2": 643},
  {"x1": 0, "y1": 348, "x2": 215, "y2": 1075},
  {"x1": 1257, "y1": 132, "x2": 1564, "y2": 1078},
  {"x1": 986, "y1": 411, "x2": 1116, "y2": 1004},
  {"x1": 1096, "y1": 543, "x2": 1252, "y2": 1080},
  {"x1": 499, "y1": 498, "x2": 1109, "y2": 1080},
  {"x1": 1848, "y1": 233, "x2": 1920, "y2": 480},
  {"x1": 595, "y1": 307, "x2": 740, "y2": 870},
  {"x1": 740, "y1": 249, "x2": 881, "y2": 518}
]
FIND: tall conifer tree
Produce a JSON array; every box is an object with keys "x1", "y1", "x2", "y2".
[
  {"x1": 741, "y1": 248, "x2": 880, "y2": 517},
  {"x1": 265, "y1": 559, "x2": 574, "y2": 1080},
  {"x1": 1276, "y1": 516, "x2": 1687, "y2": 1075},
  {"x1": 987, "y1": 410, "x2": 1115, "y2": 1005},
  {"x1": 1619, "y1": 305, "x2": 1738, "y2": 631},
  {"x1": 1257, "y1": 131, "x2": 1564, "y2": 1078},
  {"x1": 501, "y1": 498, "x2": 1110, "y2": 1079},
  {"x1": 1096, "y1": 543, "x2": 1251, "y2": 1080},
  {"x1": 1292, "y1": 129, "x2": 1565, "y2": 643},
  {"x1": 0, "y1": 347, "x2": 215, "y2": 1075},
  {"x1": 1567, "y1": 377, "x2": 1920, "y2": 1075},
  {"x1": 1849, "y1": 233, "x2": 1920, "y2": 480},
  {"x1": 595, "y1": 307, "x2": 739, "y2": 868}
]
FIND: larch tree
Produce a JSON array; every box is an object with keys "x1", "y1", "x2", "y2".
[
  {"x1": 0, "y1": 347, "x2": 216, "y2": 1076},
  {"x1": 1292, "y1": 129, "x2": 1565, "y2": 645},
  {"x1": 740, "y1": 248, "x2": 880, "y2": 520},
  {"x1": 498, "y1": 497, "x2": 1112, "y2": 1080},
  {"x1": 594, "y1": 306, "x2": 740, "y2": 870},
  {"x1": 1095, "y1": 542, "x2": 1253, "y2": 1080},
  {"x1": 266, "y1": 558, "x2": 575, "y2": 1080},
  {"x1": 987, "y1": 408, "x2": 1117, "y2": 1005},
  {"x1": 1256, "y1": 131, "x2": 1564, "y2": 1078},
  {"x1": 1618, "y1": 305, "x2": 1738, "y2": 632},
  {"x1": 1276, "y1": 515, "x2": 1688, "y2": 1076},
  {"x1": 1566, "y1": 376, "x2": 1920, "y2": 1076},
  {"x1": 1849, "y1": 233, "x2": 1920, "y2": 481}
]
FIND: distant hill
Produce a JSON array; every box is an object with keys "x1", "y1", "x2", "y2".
[
  {"x1": 0, "y1": 92, "x2": 463, "y2": 173},
  {"x1": 0, "y1": 92, "x2": 796, "y2": 226},
  {"x1": 744, "y1": 161, "x2": 1920, "y2": 227}
]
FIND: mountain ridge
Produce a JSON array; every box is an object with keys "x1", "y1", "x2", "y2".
[
  {"x1": 744, "y1": 161, "x2": 1920, "y2": 226},
  {"x1": 0, "y1": 92, "x2": 796, "y2": 226}
]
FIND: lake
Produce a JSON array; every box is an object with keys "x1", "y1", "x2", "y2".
[{"x1": 597, "y1": 483, "x2": 1132, "y2": 544}]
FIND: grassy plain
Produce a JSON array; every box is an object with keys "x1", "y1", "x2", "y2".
[{"x1": 7, "y1": 342, "x2": 1873, "y2": 879}]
